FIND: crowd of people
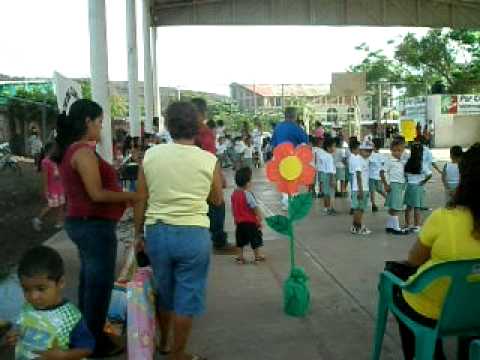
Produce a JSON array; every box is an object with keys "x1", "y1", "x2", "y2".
[{"x1": 4, "y1": 97, "x2": 480, "y2": 360}]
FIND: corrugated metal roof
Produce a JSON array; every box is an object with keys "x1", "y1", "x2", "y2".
[{"x1": 240, "y1": 84, "x2": 330, "y2": 97}]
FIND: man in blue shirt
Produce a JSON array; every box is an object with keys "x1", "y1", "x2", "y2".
[
  {"x1": 271, "y1": 107, "x2": 309, "y2": 210},
  {"x1": 271, "y1": 107, "x2": 308, "y2": 147}
]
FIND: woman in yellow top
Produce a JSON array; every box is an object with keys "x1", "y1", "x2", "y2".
[
  {"x1": 134, "y1": 102, "x2": 223, "y2": 360},
  {"x1": 396, "y1": 143, "x2": 480, "y2": 360}
]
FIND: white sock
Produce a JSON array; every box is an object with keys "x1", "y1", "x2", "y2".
[{"x1": 387, "y1": 216, "x2": 399, "y2": 229}]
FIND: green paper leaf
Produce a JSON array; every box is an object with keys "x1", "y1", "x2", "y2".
[
  {"x1": 266, "y1": 215, "x2": 291, "y2": 236},
  {"x1": 288, "y1": 193, "x2": 313, "y2": 222}
]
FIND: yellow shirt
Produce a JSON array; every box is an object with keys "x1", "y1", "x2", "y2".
[
  {"x1": 403, "y1": 207, "x2": 480, "y2": 319},
  {"x1": 143, "y1": 143, "x2": 217, "y2": 228}
]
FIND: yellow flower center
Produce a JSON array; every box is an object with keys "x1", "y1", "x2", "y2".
[{"x1": 279, "y1": 156, "x2": 303, "y2": 181}]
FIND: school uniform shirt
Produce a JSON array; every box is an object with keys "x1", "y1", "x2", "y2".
[
  {"x1": 321, "y1": 152, "x2": 336, "y2": 175},
  {"x1": 314, "y1": 147, "x2": 325, "y2": 172},
  {"x1": 334, "y1": 147, "x2": 346, "y2": 169},
  {"x1": 406, "y1": 164, "x2": 431, "y2": 184},
  {"x1": 350, "y1": 155, "x2": 370, "y2": 192},
  {"x1": 383, "y1": 155, "x2": 406, "y2": 184},
  {"x1": 348, "y1": 153, "x2": 360, "y2": 175},
  {"x1": 216, "y1": 143, "x2": 227, "y2": 155},
  {"x1": 444, "y1": 163, "x2": 460, "y2": 187},
  {"x1": 422, "y1": 145, "x2": 437, "y2": 174},
  {"x1": 369, "y1": 152, "x2": 384, "y2": 180},
  {"x1": 244, "y1": 145, "x2": 254, "y2": 159},
  {"x1": 234, "y1": 141, "x2": 246, "y2": 154}
]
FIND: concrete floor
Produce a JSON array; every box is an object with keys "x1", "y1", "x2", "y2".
[{"x1": 1, "y1": 149, "x2": 459, "y2": 360}]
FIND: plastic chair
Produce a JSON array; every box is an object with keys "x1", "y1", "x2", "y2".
[
  {"x1": 471, "y1": 340, "x2": 480, "y2": 360},
  {"x1": 371, "y1": 260, "x2": 480, "y2": 360}
]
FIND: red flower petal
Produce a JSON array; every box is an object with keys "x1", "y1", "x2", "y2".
[
  {"x1": 266, "y1": 160, "x2": 282, "y2": 182},
  {"x1": 298, "y1": 164, "x2": 316, "y2": 186},
  {"x1": 273, "y1": 143, "x2": 295, "y2": 161},
  {"x1": 286, "y1": 181, "x2": 300, "y2": 195},
  {"x1": 277, "y1": 181, "x2": 289, "y2": 194},
  {"x1": 295, "y1": 145, "x2": 313, "y2": 165}
]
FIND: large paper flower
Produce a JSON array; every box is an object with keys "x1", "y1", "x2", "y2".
[{"x1": 266, "y1": 143, "x2": 315, "y2": 195}]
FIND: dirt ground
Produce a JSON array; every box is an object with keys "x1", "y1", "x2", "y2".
[{"x1": 0, "y1": 161, "x2": 59, "y2": 270}]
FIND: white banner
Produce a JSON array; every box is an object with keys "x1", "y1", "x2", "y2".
[{"x1": 53, "y1": 71, "x2": 82, "y2": 114}]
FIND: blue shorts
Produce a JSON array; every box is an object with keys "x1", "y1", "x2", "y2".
[{"x1": 145, "y1": 223, "x2": 211, "y2": 317}]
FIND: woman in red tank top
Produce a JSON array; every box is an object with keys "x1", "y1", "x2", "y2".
[{"x1": 52, "y1": 99, "x2": 137, "y2": 357}]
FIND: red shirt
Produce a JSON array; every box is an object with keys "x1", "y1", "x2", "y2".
[
  {"x1": 231, "y1": 189, "x2": 259, "y2": 225},
  {"x1": 60, "y1": 143, "x2": 125, "y2": 221},
  {"x1": 195, "y1": 124, "x2": 216, "y2": 154}
]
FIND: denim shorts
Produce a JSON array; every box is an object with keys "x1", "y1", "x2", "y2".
[{"x1": 145, "y1": 223, "x2": 211, "y2": 317}]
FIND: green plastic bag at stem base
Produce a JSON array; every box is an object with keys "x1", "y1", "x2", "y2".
[{"x1": 284, "y1": 266, "x2": 310, "y2": 317}]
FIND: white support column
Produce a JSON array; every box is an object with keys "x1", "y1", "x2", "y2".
[
  {"x1": 126, "y1": 0, "x2": 141, "y2": 138},
  {"x1": 142, "y1": 0, "x2": 154, "y2": 133},
  {"x1": 88, "y1": 0, "x2": 112, "y2": 163},
  {"x1": 151, "y1": 27, "x2": 162, "y2": 131}
]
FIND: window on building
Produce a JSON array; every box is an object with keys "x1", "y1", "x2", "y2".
[
  {"x1": 327, "y1": 108, "x2": 338, "y2": 123},
  {"x1": 347, "y1": 107, "x2": 355, "y2": 122},
  {"x1": 275, "y1": 97, "x2": 282, "y2": 107}
]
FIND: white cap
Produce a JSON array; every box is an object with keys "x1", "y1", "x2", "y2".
[{"x1": 359, "y1": 142, "x2": 374, "y2": 150}]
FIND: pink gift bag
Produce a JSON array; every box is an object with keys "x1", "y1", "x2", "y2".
[{"x1": 127, "y1": 267, "x2": 156, "y2": 360}]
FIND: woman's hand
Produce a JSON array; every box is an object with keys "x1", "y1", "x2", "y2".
[{"x1": 384, "y1": 184, "x2": 391, "y2": 193}]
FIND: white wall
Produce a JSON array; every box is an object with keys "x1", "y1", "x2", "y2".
[{"x1": 428, "y1": 95, "x2": 480, "y2": 148}]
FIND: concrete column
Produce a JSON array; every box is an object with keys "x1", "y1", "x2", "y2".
[
  {"x1": 88, "y1": 0, "x2": 112, "y2": 163},
  {"x1": 151, "y1": 27, "x2": 162, "y2": 131},
  {"x1": 126, "y1": 0, "x2": 141, "y2": 138},
  {"x1": 142, "y1": 0, "x2": 154, "y2": 133}
]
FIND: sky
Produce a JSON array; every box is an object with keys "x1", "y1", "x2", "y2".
[{"x1": 0, "y1": 0, "x2": 429, "y2": 95}]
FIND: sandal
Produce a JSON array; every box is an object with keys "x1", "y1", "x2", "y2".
[
  {"x1": 254, "y1": 255, "x2": 266, "y2": 263},
  {"x1": 235, "y1": 257, "x2": 246, "y2": 264}
]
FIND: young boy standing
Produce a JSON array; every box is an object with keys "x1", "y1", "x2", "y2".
[
  {"x1": 369, "y1": 138, "x2": 386, "y2": 212},
  {"x1": 350, "y1": 142, "x2": 372, "y2": 235},
  {"x1": 231, "y1": 167, "x2": 265, "y2": 264},
  {"x1": 6, "y1": 246, "x2": 95, "y2": 359},
  {"x1": 381, "y1": 138, "x2": 409, "y2": 235},
  {"x1": 442, "y1": 145, "x2": 462, "y2": 205},
  {"x1": 320, "y1": 137, "x2": 337, "y2": 215}
]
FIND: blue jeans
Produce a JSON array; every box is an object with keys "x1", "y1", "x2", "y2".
[
  {"x1": 64, "y1": 218, "x2": 117, "y2": 343},
  {"x1": 145, "y1": 223, "x2": 211, "y2": 316}
]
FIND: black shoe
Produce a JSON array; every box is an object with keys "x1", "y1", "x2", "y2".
[
  {"x1": 90, "y1": 337, "x2": 125, "y2": 358},
  {"x1": 372, "y1": 205, "x2": 379, "y2": 213},
  {"x1": 317, "y1": 192, "x2": 324, "y2": 199},
  {"x1": 386, "y1": 227, "x2": 409, "y2": 235}
]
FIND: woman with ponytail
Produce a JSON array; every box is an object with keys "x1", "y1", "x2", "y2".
[{"x1": 53, "y1": 99, "x2": 136, "y2": 357}]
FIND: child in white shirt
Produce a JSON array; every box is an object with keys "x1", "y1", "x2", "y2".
[
  {"x1": 369, "y1": 138, "x2": 386, "y2": 212},
  {"x1": 314, "y1": 138, "x2": 325, "y2": 198},
  {"x1": 381, "y1": 137, "x2": 409, "y2": 235},
  {"x1": 320, "y1": 137, "x2": 337, "y2": 215},
  {"x1": 404, "y1": 142, "x2": 432, "y2": 232},
  {"x1": 442, "y1": 145, "x2": 462, "y2": 205},
  {"x1": 242, "y1": 136, "x2": 254, "y2": 169},
  {"x1": 334, "y1": 137, "x2": 348, "y2": 196},
  {"x1": 350, "y1": 142, "x2": 372, "y2": 235},
  {"x1": 233, "y1": 137, "x2": 246, "y2": 170}
]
